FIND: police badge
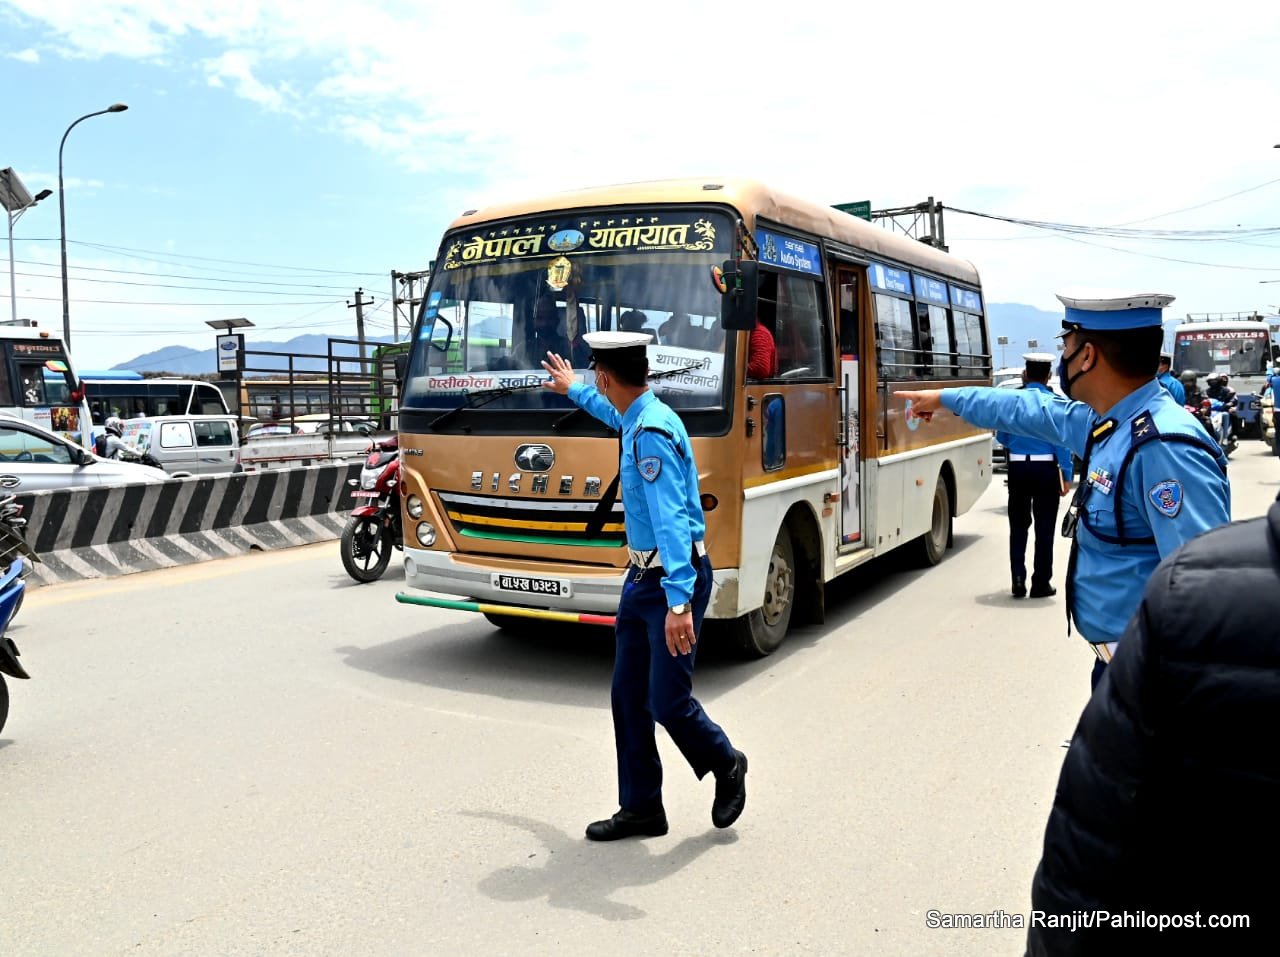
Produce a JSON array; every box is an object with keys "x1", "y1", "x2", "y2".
[{"x1": 1147, "y1": 479, "x2": 1184, "y2": 519}]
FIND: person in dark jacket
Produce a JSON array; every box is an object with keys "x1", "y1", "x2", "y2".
[{"x1": 1026, "y1": 491, "x2": 1280, "y2": 955}]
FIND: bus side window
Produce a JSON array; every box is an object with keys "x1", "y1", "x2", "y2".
[
  {"x1": 775, "y1": 274, "x2": 830, "y2": 379},
  {"x1": 16, "y1": 363, "x2": 48, "y2": 405},
  {"x1": 873, "y1": 294, "x2": 918, "y2": 380}
]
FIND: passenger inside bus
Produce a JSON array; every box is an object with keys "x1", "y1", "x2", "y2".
[{"x1": 747, "y1": 319, "x2": 778, "y2": 379}]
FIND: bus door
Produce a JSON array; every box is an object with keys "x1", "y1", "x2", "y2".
[{"x1": 834, "y1": 265, "x2": 864, "y2": 549}]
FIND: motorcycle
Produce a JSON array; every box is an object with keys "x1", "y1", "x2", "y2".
[
  {"x1": 1187, "y1": 398, "x2": 1237, "y2": 457},
  {"x1": 340, "y1": 435, "x2": 402, "y2": 583},
  {"x1": 0, "y1": 496, "x2": 40, "y2": 735}
]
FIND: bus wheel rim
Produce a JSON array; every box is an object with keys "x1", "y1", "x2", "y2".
[{"x1": 762, "y1": 546, "x2": 793, "y2": 626}]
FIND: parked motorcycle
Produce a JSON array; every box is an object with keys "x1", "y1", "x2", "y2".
[
  {"x1": 340, "y1": 435, "x2": 402, "y2": 583},
  {"x1": 0, "y1": 496, "x2": 40, "y2": 735}
]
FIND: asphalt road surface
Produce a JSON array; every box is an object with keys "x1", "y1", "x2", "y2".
[{"x1": 4, "y1": 441, "x2": 1277, "y2": 956}]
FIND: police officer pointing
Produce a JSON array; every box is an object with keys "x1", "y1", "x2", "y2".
[
  {"x1": 903, "y1": 291, "x2": 1231, "y2": 690},
  {"x1": 541, "y1": 332, "x2": 747, "y2": 840}
]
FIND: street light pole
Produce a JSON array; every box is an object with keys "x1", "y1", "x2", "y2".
[{"x1": 58, "y1": 102, "x2": 128, "y2": 348}]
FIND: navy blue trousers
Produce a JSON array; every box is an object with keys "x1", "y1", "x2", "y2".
[
  {"x1": 612, "y1": 554, "x2": 734, "y2": 814},
  {"x1": 1007, "y1": 461, "x2": 1062, "y2": 588}
]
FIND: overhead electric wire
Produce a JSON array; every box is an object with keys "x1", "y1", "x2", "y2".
[
  {"x1": 1114, "y1": 176, "x2": 1280, "y2": 226},
  {"x1": 24, "y1": 237, "x2": 385, "y2": 279},
  {"x1": 12, "y1": 257, "x2": 359, "y2": 292},
  {"x1": 9, "y1": 268, "x2": 367, "y2": 298}
]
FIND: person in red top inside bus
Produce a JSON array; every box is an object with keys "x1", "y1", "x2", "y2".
[{"x1": 748, "y1": 319, "x2": 777, "y2": 379}]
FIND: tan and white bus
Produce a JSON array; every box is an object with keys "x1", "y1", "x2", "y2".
[{"x1": 395, "y1": 179, "x2": 993, "y2": 655}]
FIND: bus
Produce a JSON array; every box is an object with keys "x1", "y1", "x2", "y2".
[
  {"x1": 393, "y1": 178, "x2": 993, "y2": 655},
  {"x1": 81, "y1": 375, "x2": 230, "y2": 424},
  {"x1": 1173, "y1": 314, "x2": 1280, "y2": 436},
  {"x1": 0, "y1": 325, "x2": 93, "y2": 447}
]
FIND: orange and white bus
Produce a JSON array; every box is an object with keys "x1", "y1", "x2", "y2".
[{"x1": 395, "y1": 179, "x2": 993, "y2": 654}]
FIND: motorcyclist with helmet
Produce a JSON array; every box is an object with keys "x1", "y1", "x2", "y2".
[
  {"x1": 94, "y1": 415, "x2": 143, "y2": 460},
  {"x1": 1205, "y1": 374, "x2": 1238, "y2": 450}
]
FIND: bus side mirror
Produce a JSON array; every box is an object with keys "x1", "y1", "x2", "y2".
[
  {"x1": 718, "y1": 259, "x2": 758, "y2": 332},
  {"x1": 393, "y1": 353, "x2": 409, "y2": 385}
]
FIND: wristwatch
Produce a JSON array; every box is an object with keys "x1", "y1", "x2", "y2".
[{"x1": 669, "y1": 603, "x2": 690, "y2": 615}]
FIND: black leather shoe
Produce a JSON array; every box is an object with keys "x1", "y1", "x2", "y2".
[
  {"x1": 585, "y1": 808, "x2": 668, "y2": 842},
  {"x1": 1029, "y1": 583, "x2": 1057, "y2": 598},
  {"x1": 712, "y1": 750, "x2": 748, "y2": 828},
  {"x1": 1012, "y1": 577, "x2": 1027, "y2": 599}
]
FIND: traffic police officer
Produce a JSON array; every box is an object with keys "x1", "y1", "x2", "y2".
[
  {"x1": 996, "y1": 353, "x2": 1073, "y2": 598},
  {"x1": 1156, "y1": 351, "x2": 1184, "y2": 405},
  {"x1": 1269, "y1": 364, "x2": 1280, "y2": 458},
  {"x1": 541, "y1": 332, "x2": 747, "y2": 840},
  {"x1": 903, "y1": 291, "x2": 1231, "y2": 690}
]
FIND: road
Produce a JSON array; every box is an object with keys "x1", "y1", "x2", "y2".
[{"x1": 3, "y1": 441, "x2": 1277, "y2": 956}]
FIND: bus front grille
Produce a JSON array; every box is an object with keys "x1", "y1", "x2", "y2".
[{"x1": 436, "y1": 491, "x2": 626, "y2": 548}]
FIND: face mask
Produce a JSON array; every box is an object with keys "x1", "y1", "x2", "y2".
[{"x1": 1057, "y1": 339, "x2": 1090, "y2": 400}]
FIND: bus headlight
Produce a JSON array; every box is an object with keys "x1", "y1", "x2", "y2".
[
  {"x1": 406, "y1": 494, "x2": 424, "y2": 519},
  {"x1": 416, "y1": 522, "x2": 436, "y2": 547}
]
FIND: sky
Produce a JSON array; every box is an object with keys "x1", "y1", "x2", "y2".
[{"x1": 3, "y1": 0, "x2": 1280, "y2": 370}]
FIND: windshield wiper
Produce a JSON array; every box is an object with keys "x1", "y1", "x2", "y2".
[
  {"x1": 551, "y1": 406, "x2": 598, "y2": 432},
  {"x1": 551, "y1": 365, "x2": 702, "y2": 431},
  {"x1": 648, "y1": 364, "x2": 701, "y2": 380},
  {"x1": 429, "y1": 381, "x2": 547, "y2": 431}
]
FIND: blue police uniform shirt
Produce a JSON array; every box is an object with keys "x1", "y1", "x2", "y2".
[
  {"x1": 1268, "y1": 371, "x2": 1280, "y2": 400},
  {"x1": 567, "y1": 382, "x2": 705, "y2": 606},
  {"x1": 994, "y1": 381, "x2": 1073, "y2": 479},
  {"x1": 1157, "y1": 370, "x2": 1186, "y2": 406},
  {"x1": 941, "y1": 379, "x2": 1231, "y2": 645}
]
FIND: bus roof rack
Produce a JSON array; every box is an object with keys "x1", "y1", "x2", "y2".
[{"x1": 1183, "y1": 312, "x2": 1266, "y2": 323}]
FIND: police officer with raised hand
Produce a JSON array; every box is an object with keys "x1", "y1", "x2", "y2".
[
  {"x1": 541, "y1": 332, "x2": 747, "y2": 841},
  {"x1": 902, "y1": 291, "x2": 1231, "y2": 690},
  {"x1": 997, "y1": 353, "x2": 1073, "y2": 599}
]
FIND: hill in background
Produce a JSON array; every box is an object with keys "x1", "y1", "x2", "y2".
[
  {"x1": 111, "y1": 304, "x2": 1071, "y2": 376},
  {"x1": 114, "y1": 333, "x2": 399, "y2": 375}
]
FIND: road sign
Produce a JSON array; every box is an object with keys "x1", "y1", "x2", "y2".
[
  {"x1": 1028, "y1": 339, "x2": 1039, "y2": 348},
  {"x1": 834, "y1": 201, "x2": 872, "y2": 221},
  {"x1": 997, "y1": 336, "x2": 1009, "y2": 345}
]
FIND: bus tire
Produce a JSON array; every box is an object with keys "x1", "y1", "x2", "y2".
[
  {"x1": 909, "y1": 475, "x2": 952, "y2": 568},
  {"x1": 727, "y1": 526, "x2": 795, "y2": 658}
]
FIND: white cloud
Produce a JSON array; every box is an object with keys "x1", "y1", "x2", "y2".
[
  {"x1": 7, "y1": 0, "x2": 1280, "y2": 331},
  {"x1": 7, "y1": 47, "x2": 39, "y2": 62}
]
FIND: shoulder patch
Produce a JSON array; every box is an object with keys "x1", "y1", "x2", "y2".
[
  {"x1": 637, "y1": 456, "x2": 662, "y2": 482},
  {"x1": 1147, "y1": 479, "x2": 1183, "y2": 518},
  {"x1": 1130, "y1": 410, "x2": 1159, "y2": 443}
]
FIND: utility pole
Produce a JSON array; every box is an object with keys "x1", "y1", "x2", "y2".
[
  {"x1": 392, "y1": 267, "x2": 431, "y2": 341},
  {"x1": 347, "y1": 287, "x2": 372, "y2": 361}
]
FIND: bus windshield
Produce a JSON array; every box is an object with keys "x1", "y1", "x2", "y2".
[
  {"x1": 402, "y1": 208, "x2": 734, "y2": 418},
  {"x1": 1175, "y1": 328, "x2": 1271, "y2": 377}
]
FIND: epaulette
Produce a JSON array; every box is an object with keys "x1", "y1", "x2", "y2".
[
  {"x1": 1091, "y1": 418, "x2": 1118, "y2": 444},
  {"x1": 1129, "y1": 410, "x2": 1159, "y2": 444}
]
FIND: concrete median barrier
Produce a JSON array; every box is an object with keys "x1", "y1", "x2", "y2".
[{"x1": 14, "y1": 461, "x2": 363, "y2": 587}]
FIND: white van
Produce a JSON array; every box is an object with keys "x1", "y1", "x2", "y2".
[{"x1": 121, "y1": 415, "x2": 241, "y2": 478}]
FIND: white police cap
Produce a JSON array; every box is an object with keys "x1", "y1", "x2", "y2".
[
  {"x1": 1055, "y1": 289, "x2": 1175, "y2": 332},
  {"x1": 583, "y1": 330, "x2": 652, "y2": 365},
  {"x1": 583, "y1": 331, "x2": 653, "y2": 350},
  {"x1": 1023, "y1": 352, "x2": 1057, "y2": 364}
]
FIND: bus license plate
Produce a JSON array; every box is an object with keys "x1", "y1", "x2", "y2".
[{"x1": 491, "y1": 573, "x2": 571, "y2": 598}]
